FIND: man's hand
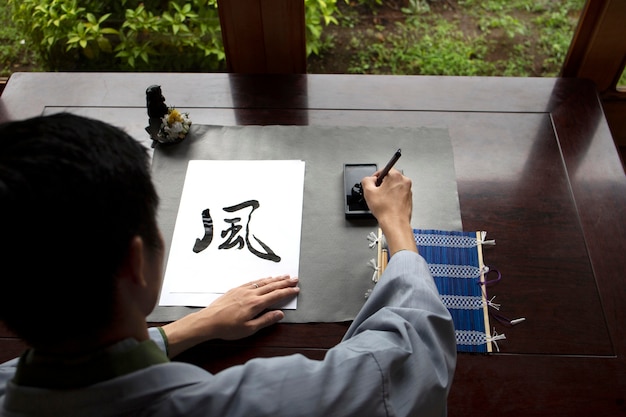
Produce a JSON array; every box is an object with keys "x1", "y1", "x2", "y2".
[
  {"x1": 361, "y1": 168, "x2": 417, "y2": 256},
  {"x1": 162, "y1": 275, "x2": 299, "y2": 357}
]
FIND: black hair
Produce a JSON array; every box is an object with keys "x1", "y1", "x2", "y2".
[{"x1": 0, "y1": 113, "x2": 160, "y2": 347}]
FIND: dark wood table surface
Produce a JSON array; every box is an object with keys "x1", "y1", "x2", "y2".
[{"x1": 1, "y1": 73, "x2": 625, "y2": 416}]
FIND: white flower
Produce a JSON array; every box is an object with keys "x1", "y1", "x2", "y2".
[{"x1": 158, "y1": 107, "x2": 192, "y2": 143}]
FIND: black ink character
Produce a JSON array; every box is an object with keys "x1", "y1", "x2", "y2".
[
  {"x1": 219, "y1": 217, "x2": 245, "y2": 250},
  {"x1": 218, "y1": 200, "x2": 281, "y2": 262},
  {"x1": 193, "y1": 208, "x2": 214, "y2": 253}
]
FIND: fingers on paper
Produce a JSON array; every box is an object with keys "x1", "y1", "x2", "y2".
[
  {"x1": 244, "y1": 275, "x2": 298, "y2": 290},
  {"x1": 253, "y1": 277, "x2": 300, "y2": 312}
]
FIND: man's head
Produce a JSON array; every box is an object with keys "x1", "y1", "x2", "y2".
[{"x1": 0, "y1": 113, "x2": 162, "y2": 347}]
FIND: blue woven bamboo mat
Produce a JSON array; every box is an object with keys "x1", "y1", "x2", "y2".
[{"x1": 412, "y1": 229, "x2": 494, "y2": 353}]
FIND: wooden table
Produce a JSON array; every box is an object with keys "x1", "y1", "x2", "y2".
[{"x1": 1, "y1": 73, "x2": 625, "y2": 416}]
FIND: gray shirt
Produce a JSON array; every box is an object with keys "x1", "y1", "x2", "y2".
[{"x1": 0, "y1": 251, "x2": 456, "y2": 416}]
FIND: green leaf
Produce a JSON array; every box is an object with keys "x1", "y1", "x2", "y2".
[{"x1": 97, "y1": 36, "x2": 112, "y2": 53}]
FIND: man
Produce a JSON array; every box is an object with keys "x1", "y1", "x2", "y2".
[{"x1": 0, "y1": 113, "x2": 456, "y2": 416}]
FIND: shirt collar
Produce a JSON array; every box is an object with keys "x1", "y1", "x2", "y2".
[{"x1": 13, "y1": 338, "x2": 169, "y2": 389}]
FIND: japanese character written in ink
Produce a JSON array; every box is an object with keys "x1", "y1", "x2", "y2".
[
  {"x1": 192, "y1": 199, "x2": 281, "y2": 263},
  {"x1": 192, "y1": 208, "x2": 213, "y2": 253}
]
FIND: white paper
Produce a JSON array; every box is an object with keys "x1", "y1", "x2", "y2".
[{"x1": 159, "y1": 160, "x2": 305, "y2": 308}]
